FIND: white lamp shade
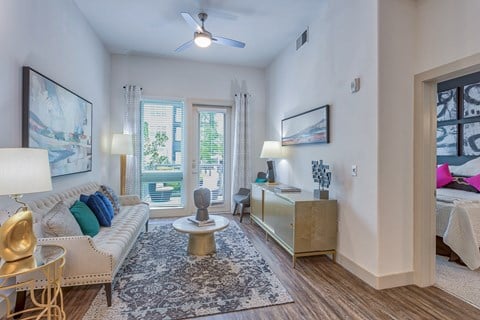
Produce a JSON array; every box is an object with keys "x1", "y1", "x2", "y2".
[
  {"x1": 0, "y1": 148, "x2": 52, "y2": 195},
  {"x1": 111, "y1": 134, "x2": 133, "y2": 155},
  {"x1": 260, "y1": 141, "x2": 282, "y2": 159}
]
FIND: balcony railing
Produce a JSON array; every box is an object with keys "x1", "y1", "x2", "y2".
[{"x1": 140, "y1": 163, "x2": 224, "y2": 206}]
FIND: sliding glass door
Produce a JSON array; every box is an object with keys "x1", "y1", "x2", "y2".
[
  {"x1": 191, "y1": 105, "x2": 232, "y2": 213},
  {"x1": 140, "y1": 99, "x2": 232, "y2": 215}
]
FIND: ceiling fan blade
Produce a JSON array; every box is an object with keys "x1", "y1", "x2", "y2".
[
  {"x1": 212, "y1": 36, "x2": 245, "y2": 48},
  {"x1": 180, "y1": 12, "x2": 202, "y2": 32},
  {"x1": 175, "y1": 40, "x2": 194, "y2": 53}
]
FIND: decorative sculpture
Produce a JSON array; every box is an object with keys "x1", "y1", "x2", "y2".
[
  {"x1": 312, "y1": 160, "x2": 332, "y2": 199},
  {"x1": 194, "y1": 187, "x2": 211, "y2": 221}
]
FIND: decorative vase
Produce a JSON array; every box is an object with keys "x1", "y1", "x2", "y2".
[
  {"x1": 194, "y1": 187, "x2": 211, "y2": 221},
  {"x1": 314, "y1": 189, "x2": 329, "y2": 200},
  {"x1": 0, "y1": 208, "x2": 37, "y2": 262}
]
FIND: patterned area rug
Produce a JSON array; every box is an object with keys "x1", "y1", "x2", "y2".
[{"x1": 82, "y1": 221, "x2": 293, "y2": 319}]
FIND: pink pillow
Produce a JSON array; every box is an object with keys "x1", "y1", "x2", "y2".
[
  {"x1": 465, "y1": 174, "x2": 480, "y2": 192},
  {"x1": 437, "y1": 163, "x2": 453, "y2": 188}
]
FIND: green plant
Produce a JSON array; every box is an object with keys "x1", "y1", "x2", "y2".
[
  {"x1": 143, "y1": 122, "x2": 170, "y2": 170},
  {"x1": 199, "y1": 112, "x2": 223, "y2": 163}
]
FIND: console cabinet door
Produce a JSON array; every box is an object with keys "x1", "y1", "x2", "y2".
[
  {"x1": 251, "y1": 184, "x2": 263, "y2": 221},
  {"x1": 264, "y1": 191, "x2": 294, "y2": 249}
]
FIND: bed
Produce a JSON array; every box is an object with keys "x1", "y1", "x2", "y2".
[{"x1": 436, "y1": 157, "x2": 480, "y2": 270}]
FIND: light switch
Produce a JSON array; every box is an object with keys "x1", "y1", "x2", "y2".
[{"x1": 351, "y1": 165, "x2": 358, "y2": 176}]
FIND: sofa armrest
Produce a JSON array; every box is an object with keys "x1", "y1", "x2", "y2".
[
  {"x1": 119, "y1": 195, "x2": 148, "y2": 206},
  {"x1": 38, "y1": 236, "x2": 113, "y2": 277}
]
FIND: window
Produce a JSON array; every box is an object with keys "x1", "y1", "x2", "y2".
[{"x1": 140, "y1": 99, "x2": 184, "y2": 207}]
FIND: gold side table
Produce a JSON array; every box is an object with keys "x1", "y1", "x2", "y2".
[
  {"x1": 173, "y1": 215, "x2": 230, "y2": 255},
  {"x1": 0, "y1": 244, "x2": 66, "y2": 319}
]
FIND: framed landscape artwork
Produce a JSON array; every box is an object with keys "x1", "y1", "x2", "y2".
[
  {"x1": 22, "y1": 66, "x2": 93, "y2": 177},
  {"x1": 281, "y1": 105, "x2": 329, "y2": 146}
]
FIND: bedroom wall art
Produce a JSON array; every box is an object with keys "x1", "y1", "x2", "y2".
[
  {"x1": 281, "y1": 105, "x2": 329, "y2": 146},
  {"x1": 22, "y1": 66, "x2": 93, "y2": 177},
  {"x1": 437, "y1": 72, "x2": 480, "y2": 163}
]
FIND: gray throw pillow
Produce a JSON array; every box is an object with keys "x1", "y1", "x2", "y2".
[{"x1": 42, "y1": 201, "x2": 83, "y2": 237}]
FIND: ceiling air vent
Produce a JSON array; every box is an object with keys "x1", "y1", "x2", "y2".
[{"x1": 296, "y1": 28, "x2": 308, "y2": 50}]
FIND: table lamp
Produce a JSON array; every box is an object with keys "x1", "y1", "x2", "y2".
[
  {"x1": 111, "y1": 133, "x2": 133, "y2": 195},
  {"x1": 260, "y1": 141, "x2": 282, "y2": 184},
  {"x1": 0, "y1": 148, "x2": 52, "y2": 262}
]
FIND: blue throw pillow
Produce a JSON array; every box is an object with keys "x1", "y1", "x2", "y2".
[
  {"x1": 80, "y1": 194, "x2": 112, "y2": 227},
  {"x1": 95, "y1": 191, "x2": 114, "y2": 220},
  {"x1": 80, "y1": 194, "x2": 89, "y2": 203}
]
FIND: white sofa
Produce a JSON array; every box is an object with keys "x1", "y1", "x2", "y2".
[{"x1": 1, "y1": 182, "x2": 149, "y2": 307}]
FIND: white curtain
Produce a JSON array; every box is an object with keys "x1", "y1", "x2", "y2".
[
  {"x1": 231, "y1": 93, "x2": 252, "y2": 211},
  {"x1": 123, "y1": 85, "x2": 142, "y2": 195}
]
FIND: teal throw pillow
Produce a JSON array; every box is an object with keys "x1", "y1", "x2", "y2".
[
  {"x1": 69, "y1": 200, "x2": 100, "y2": 237},
  {"x1": 95, "y1": 191, "x2": 114, "y2": 220},
  {"x1": 80, "y1": 194, "x2": 112, "y2": 227}
]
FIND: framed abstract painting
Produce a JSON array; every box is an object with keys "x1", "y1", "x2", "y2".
[
  {"x1": 281, "y1": 105, "x2": 329, "y2": 146},
  {"x1": 22, "y1": 66, "x2": 92, "y2": 177}
]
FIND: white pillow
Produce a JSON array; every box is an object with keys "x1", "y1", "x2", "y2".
[
  {"x1": 42, "y1": 201, "x2": 83, "y2": 238},
  {"x1": 450, "y1": 157, "x2": 480, "y2": 176}
]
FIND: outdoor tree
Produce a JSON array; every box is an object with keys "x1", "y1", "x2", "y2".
[
  {"x1": 199, "y1": 113, "x2": 223, "y2": 163},
  {"x1": 143, "y1": 122, "x2": 170, "y2": 170}
]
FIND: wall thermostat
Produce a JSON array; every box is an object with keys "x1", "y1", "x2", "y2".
[{"x1": 351, "y1": 77, "x2": 360, "y2": 93}]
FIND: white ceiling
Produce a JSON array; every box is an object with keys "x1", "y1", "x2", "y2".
[{"x1": 73, "y1": 0, "x2": 325, "y2": 68}]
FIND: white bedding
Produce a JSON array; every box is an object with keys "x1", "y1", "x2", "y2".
[
  {"x1": 437, "y1": 188, "x2": 480, "y2": 203},
  {"x1": 437, "y1": 188, "x2": 480, "y2": 270}
]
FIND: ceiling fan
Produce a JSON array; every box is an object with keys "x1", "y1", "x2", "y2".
[{"x1": 175, "y1": 12, "x2": 246, "y2": 52}]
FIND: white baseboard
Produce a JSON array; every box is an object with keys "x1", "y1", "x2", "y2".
[{"x1": 336, "y1": 253, "x2": 414, "y2": 289}]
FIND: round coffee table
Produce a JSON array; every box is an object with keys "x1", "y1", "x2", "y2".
[{"x1": 173, "y1": 215, "x2": 229, "y2": 255}]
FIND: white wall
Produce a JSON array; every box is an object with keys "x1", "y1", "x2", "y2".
[
  {"x1": 377, "y1": 0, "x2": 416, "y2": 275},
  {"x1": 375, "y1": 0, "x2": 480, "y2": 278},
  {"x1": 109, "y1": 55, "x2": 266, "y2": 193},
  {"x1": 0, "y1": 0, "x2": 111, "y2": 207},
  {"x1": 416, "y1": 0, "x2": 480, "y2": 74},
  {"x1": 266, "y1": 0, "x2": 380, "y2": 274}
]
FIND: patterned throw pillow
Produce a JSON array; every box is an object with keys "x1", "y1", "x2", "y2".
[
  {"x1": 99, "y1": 185, "x2": 120, "y2": 215},
  {"x1": 444, "y1": 176, "x2": 480, "y2": 193},
  {"x1": 42, "y1": 201, "x2": 83, "y2": 238}
]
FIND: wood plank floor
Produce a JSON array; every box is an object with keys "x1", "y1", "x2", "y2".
[{"x1": 54, "y1": 214, "x2": 480, "y2": 320}]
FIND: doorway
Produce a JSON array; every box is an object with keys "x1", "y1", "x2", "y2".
[
  {"x1": 140, "y1": 99, "x2": 232, "y2": 217},
  {"x1": 414, "y1": 53, "x2": 480, "y2": 286},
  {"x1": 191, "y1": 104, "x2": 232, "y2": 214}
]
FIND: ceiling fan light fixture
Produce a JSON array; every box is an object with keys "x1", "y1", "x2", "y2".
[{"x1": 194, "y1": 32, "x2": 212, "y2": 48}]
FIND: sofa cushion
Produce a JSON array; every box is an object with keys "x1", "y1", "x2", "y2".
[
  {"x1": 70, "y1": 200, "x2": 100, "y2": 237},
  {"x1": 42, "y1": 201, "x2": 83, "y2": 238},
  {"x1": 99, "y1": 185, "x2": 120, "y2": 215},
  {"x1": 93, "y1": 202, "x2": 149, "y2": 267},
  {"x1": 81, "y1": 194, "x2": 112, "y2": 227},
  {"x1": 95, "y1": 191, "x2": 114, "y2": 219}
]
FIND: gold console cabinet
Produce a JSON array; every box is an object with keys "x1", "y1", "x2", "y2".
[{"x1": 251, "y1": 183, "x2": 337, "y2": 267}]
